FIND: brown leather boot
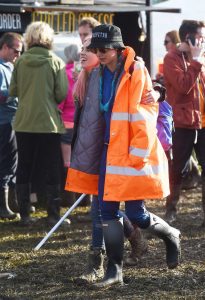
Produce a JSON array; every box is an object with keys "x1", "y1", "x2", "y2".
[
  {"x1": 76, "y1": 248, "x2": 105, "y2": 284},
  {"x1": 165, "y1": 184, "x2": 181, "y2": 223},
  {"x1": 125, "y1": 225, "x2": 148, "y2": 266}
]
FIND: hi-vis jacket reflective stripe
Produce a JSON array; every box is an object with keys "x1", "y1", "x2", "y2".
[{"x1": 66, "y1": 47, "x2": 170, "y2": 201}]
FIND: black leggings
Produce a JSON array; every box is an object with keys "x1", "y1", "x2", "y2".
[{"x1": 16, "y1": 132, "x2": 61, "y2": 186}]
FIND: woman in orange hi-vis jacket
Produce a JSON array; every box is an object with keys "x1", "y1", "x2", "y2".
[{"x1": 66, "y1": 24, "x2": 181, "y2": 287}]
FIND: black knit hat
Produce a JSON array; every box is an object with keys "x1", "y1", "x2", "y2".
[{"x1": 88, "y1": 24, "x2": 125, "y2": 49}]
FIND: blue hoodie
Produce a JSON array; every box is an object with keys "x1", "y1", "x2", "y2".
[{"x1": 0, "y1": 59, "x2": 18, "y2": 125}]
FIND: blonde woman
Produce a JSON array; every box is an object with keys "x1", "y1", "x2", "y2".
[{"x1": 10, "y1": 21, "x2": 69, "y2": 226}]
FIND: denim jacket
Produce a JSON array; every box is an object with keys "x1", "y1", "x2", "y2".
[{"x1": 0, "y1": 59, "x2": 17, "y2": 125}]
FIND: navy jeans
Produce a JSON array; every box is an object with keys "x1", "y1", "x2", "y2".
[
  {"x1": 91, "y1": 195, "x2": 150, "y2": 249},
  {"x1": 91, "y1": 195, "x2": 104, "y2": 249},
  {"x1": 0, "y1": 123, "x2": 17, "y2": 189}
]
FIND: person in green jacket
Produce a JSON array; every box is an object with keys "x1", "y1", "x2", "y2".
[{"x1": 9, "y1": 21, "x2": 69, "y2": 226}]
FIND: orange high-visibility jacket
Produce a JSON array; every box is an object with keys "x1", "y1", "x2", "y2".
[{"x1": 66, "y1": 47, "x2": 170, "y2": 201}]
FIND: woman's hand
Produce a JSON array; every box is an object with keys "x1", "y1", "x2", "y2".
[{"x1": 140, "y1": 89, "x2": 160, "y2": 104}]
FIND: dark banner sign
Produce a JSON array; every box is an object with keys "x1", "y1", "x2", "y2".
[
  {"x1": 32, "y1": 11, "x2": 114, "y2": 32},
  {"x1": 0, "y1": 12, "x2": 31, "y2": 32}
]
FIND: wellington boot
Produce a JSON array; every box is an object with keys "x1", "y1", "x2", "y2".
[
  {"x1": 0, "y1": 188, "x2": 17, "y2": 220},
  {"x1": 201, "y1": 177, "x2": 205, "y2": 227},
  {"x1": 8, "y1": 187, "x2": 19, "y2": 213},
  {"x1": 94, "y1": 218, "x2": 124, "y2": 288},
  {"x1": 76, "y1": 248, "x2": 105, "y2": 284},
  {"x1": 125, "y1": 225, "x2": 148, "y2": 266},
  {"x1": 147, "y1": 213, "x2": 181, "y2": 269},
  {"x1": 9, "y1": 187, "x2": 35, "y2": 214},
  {"x1": 46, "y1": 184, "x2": 70, "y2": 227},
  {"x1": 16, "y1": 184, "x2": 32, "y2": 223}
]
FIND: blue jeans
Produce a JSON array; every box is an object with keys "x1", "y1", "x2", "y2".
[
  {"x1": 91, "y1": 196, "x2": 150, "y2": 249},
  {"x1": 100, "y1": 199, "x2": 150, "y2": 229},
  {"x1": 0, "y1": 123, "x2": 17, "y2": 190},
  {"x1": 91, "y1": 195, "x2": 104, "y2": 249}
]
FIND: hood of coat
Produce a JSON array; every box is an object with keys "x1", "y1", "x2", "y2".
[
  {"x1": 123, "y1": 46, "x2": 136, "y2": 72},
  {"x1": 19, "y1": 46, "x2": 55, "y2": 67}
]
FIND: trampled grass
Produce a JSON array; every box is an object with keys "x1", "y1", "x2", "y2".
[{"x1": 0, "y1": 187, "x2": 205, "y2": 300}]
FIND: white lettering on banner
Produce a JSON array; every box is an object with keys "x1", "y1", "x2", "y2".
[{"x1": 0, "y1": 14, "x2": 22, "y2": 30}]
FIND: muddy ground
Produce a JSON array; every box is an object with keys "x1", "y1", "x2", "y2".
[{"x1": 0, "y1": 186, "x2": 205, "y2": 300}]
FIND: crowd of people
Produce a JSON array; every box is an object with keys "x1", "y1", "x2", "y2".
[{"x1": 0, "y1": 17, "x2": 205, "y2": 288}]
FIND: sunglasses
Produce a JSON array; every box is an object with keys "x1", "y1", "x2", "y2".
[
  {"x1": 164, "y1": 40, "x2": 171, "y2": 45},
  {"x1": 90, "y1": 48, "x2": 111, "y2": 54},
  {"x1": 10, "y1": 47, "x2": 22, "y2": 54}
]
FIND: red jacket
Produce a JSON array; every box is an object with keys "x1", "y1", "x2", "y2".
[{"x1": 163, "y1": 48, "x2": 205, "y2": 129}]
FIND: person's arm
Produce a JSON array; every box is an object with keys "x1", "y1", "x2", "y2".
[
  {"x1": 129, "y1": 63, "x2": 158, "y2": 169},
  {"x1": 9, "y1": 66, "x2": 18, "y2": 97},
  {"x1": 54, "y1": 61, "x2": 69, "y2": 104},
  {"x1": 0, "y1": 69, "x2": 9, "y2": 103},
  {"x1": 164, "y1": 54, "x2": 201, "y2": 94}
]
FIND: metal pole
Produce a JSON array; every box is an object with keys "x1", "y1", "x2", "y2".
[
  {"x1": 34, "y1": 193, "x2": 86, "y2": 251},
  {"x1": 146, "y1": 0, "x2": 152, "y2": 74}
]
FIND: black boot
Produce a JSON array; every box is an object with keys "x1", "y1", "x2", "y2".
[
  {"x1": 9, "y1": 186, "x2": 35, "y2": 214},
  {"x1": 165, "y1": 184, "x2": 181, "y2": 223},
  {"x1": 0, "y1": 188, "x2": 17, "y2": 219},
  {"x1": 16, "y1": 184, "x2": 35, "y2": 225},
  {"x1": 201, "y1": 176, "x2": 205, "y2": 227},
  {"x1": 8, "y1": 187, "x2": 19, "y2": 213},
  {"x1": 147, "y1": 213, "x2": 181, "y2": 269},
  {"x1": 95, "y1": 218, "x2": 124, "y2": 287},
  {"x1": 76, "y1": 248, "x2": 105, "y2": 284},
  {"x1": 60, "y1": 167, "x2": 76, "y2": 207},
  {"x1": 46, "y1": 184, "x2": 70, "y2": 226}
]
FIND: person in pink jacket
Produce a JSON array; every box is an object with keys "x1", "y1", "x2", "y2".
[{"x1": 59, "y1": 44, "x2": 80, "y2": 168}]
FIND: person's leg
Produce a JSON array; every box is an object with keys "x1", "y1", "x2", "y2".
[
  {"x1": 60, "y1": 132, "x2": 76, "y2": 207},
  {"x1": 166, "y1": 128, "x2": 195, "y2": 222},
  {"x1": 77, "y1": 195, "x2": 105, "y2": 284},
  {"x1": 119, "y1": 210, "x2": 148, "y2": 266},
  {"x1": 0, "y1": 123, "x2": 17, "y2": 219},
  {"x1": 95, "y1": 199, "x2": 123, "y2": 287},
  {"x1": 194, "y1": 128, "x2": 205, "y2": 226},
  {"x1": 125, "y1": 200, "x2": 181, "y2": 269},
  {"x1": 41, "y1": 133, "x2": 70, "y2": 225},
  {"x1": 16, "y1": 132, "x2": 36, "y2": 224}
]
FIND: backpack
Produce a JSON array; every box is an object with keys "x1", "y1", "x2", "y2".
[
  {"x1": 156, "y1": 100, "x2": 173, "y2": 151},
  {"x1": 129, "y1": 60, "x2": 173, "y2": 151}
]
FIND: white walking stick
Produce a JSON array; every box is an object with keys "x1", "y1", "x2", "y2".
[{"x1": 34, "y1": 193, "x2": 86, "y2": 251}]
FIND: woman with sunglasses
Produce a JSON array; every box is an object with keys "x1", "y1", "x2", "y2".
[
  {"x1": 66, "y1": 24, "x2": 181, "y2": 287},
  {"x1": 164, "y1": 30, "x2": 180, "y2": 52},
  {"x1": 72, "y1": 36, "x2": 152, "y2": 284}
]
